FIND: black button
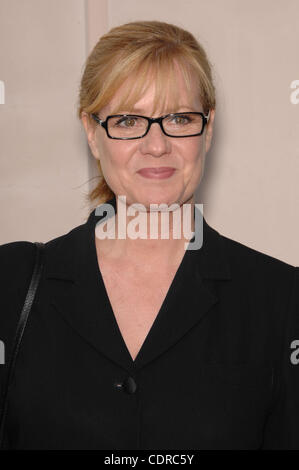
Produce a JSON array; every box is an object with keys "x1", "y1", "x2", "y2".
[
  {"x1": 123, "y1": 376, "x2": 137, "y2": 394},
  {"x1": 114, "y1": 376, "x2": 137, "y2": 394}
]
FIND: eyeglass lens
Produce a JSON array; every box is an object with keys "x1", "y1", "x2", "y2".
[{"x1": 107, "y1": 113, "x2": 204, "y2": 138}]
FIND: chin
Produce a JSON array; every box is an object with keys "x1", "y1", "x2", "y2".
[{"x1": 129, "y1": 191, "x2": 184, "y2": 211}]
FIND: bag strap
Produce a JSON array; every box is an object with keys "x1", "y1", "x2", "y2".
[{"x1": 0, "y1": 241, "x2": 45, "y2": 449}]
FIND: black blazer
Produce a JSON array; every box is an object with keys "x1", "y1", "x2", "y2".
[{"x1": 0, "y1": 196, "x2": 298, "y2": 450}]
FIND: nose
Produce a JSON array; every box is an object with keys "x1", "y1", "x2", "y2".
[{"x1": 139, "y1": 121, "x2": 171, "y2": 157}]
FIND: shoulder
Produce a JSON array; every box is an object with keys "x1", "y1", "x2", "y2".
[
  {"x1": 218, "y1": 229, "x2": 296, "y2": 279},
  {"x1": 0, "y1": 221, "x2": 88, "y2": 371},
  {"x1": 215, "y1": 228, "x2": 298, "y2": 326},
  {"x1": 0, "y1": 218, "x2": 85, "y2": 316},
  {"x1": 202, "y1": 219, "x2": 297, "y2": 312},
  {"x1": 0, "y1": 218, "x2": 87, "y2": 276},
  {"x1": 0, "y1": 241, "x2": 38, "y2": 291}
]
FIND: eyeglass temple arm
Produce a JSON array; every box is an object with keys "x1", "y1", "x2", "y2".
[{"x1": 91, "y1": 114, "x2": 103, "y2": 125}]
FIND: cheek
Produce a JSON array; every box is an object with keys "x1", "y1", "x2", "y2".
[
  {"x1": 96, "y1": 141, "x2": 121, "y2": 173},
  {"x1": 178, "y1": 139, "x2": 203, "y2": 168},
  {"x1": 97, "y1": 142, "x2": 139, "y2": 188},
  {"x1": 100, "y1": 140, "x2": 136, "y2": 168}
]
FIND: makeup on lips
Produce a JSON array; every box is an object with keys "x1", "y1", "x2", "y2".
[{"x1": 137, "y1": 167, "x2": 176, "y2": 179}]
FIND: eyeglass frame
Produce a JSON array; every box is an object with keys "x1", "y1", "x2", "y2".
[{"x1": 90, "y1": 110, "x2": 211, "y2": 140}]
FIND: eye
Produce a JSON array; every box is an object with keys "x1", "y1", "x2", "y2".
[
  {"x1": 115, "y1": 116, "x2": 139, "y2": 127},
  {"x1": 169, "y1": 114, "x2": 192, "y2": 125}
]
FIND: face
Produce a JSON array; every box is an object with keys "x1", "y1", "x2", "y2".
[{"x1": 82, "y1": 63, "x2": 215, "y2": 210}]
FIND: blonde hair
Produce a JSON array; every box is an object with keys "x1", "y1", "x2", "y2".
[{"x1": 78, "y1": 20, "x2": 216, "y2": 205}]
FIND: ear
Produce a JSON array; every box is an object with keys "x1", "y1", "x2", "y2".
[
  {"x1": 81, "y1": 111, "x2": 101, "y2": 159},
  {"x1": 204, "y1": 108, "x2": 215, "y2": 154}
]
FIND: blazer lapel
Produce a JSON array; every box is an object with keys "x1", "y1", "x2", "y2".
[
  {"x1": 44, "y1": 196, "x2": 232, "y2": 372},
  {"x1": 133, "y1": 206, "x2": 232, "y2": 369},
  {"x1": 45, "y1": 211, "x2": 136, "y2": 373}
]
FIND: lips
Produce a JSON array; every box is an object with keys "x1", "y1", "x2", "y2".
[{"x1": 137, "y1": 167, "x2": 176, "y2": 179}]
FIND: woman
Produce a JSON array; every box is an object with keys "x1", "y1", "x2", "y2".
[{"x1": 0, "y1": 20, "x2": 298, "y2": 450}]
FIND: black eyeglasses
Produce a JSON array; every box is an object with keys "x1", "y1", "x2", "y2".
[{"x1": 90, "y1": 111, "x2": 210, "y2": 140}]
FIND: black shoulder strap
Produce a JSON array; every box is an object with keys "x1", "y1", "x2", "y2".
[{"x1": 0, "y1": 241, "x2": 45, "y2": 449}]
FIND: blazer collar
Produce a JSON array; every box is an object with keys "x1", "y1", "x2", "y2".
[
  {"x1": 45, "y1": 195, "x2": 231, "y2": 282},
  {"x1": 44, "y1": 196, "x2": 231, "y2": 372}
]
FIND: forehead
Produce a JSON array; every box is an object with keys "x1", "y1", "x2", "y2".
[{"x1": 103, "y1": 61, "x2": 202, "y2": 116}]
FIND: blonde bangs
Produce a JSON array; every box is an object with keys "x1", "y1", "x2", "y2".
[
  {"x1": 109, "y1": 58, "x2": 153, "y2": 115},
  {"x1": 97, "y1": 51, "x2": 198, "y2": 118}
]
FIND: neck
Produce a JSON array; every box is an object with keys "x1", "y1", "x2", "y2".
[{"x1": 95, "y1": 195, "x2": 196, "y2": 266}]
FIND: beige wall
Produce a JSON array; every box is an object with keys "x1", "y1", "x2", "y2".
[
  {"x1": 0, "y1": 0, "x2": 90, "y2": 243},
  {"x1": 1, "y1": 0, "x2": 298, "y2": 265}
]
